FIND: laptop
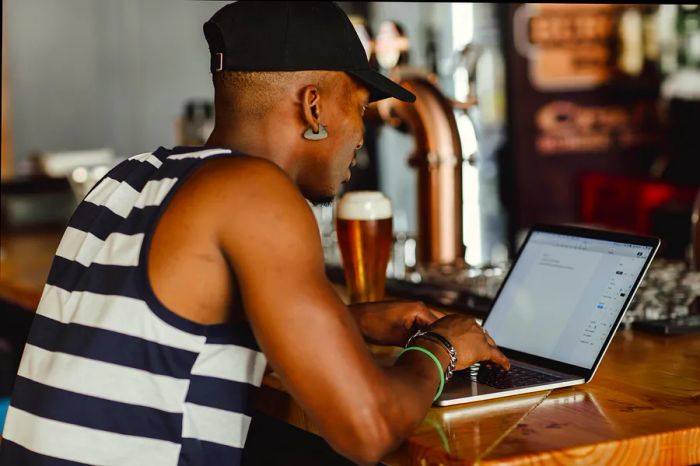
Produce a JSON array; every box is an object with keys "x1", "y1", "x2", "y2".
[{"x1": 436, "y1": 224, "x2": 660, "y2": 406}]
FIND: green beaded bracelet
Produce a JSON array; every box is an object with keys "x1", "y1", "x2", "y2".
[{"x1": 398, "y1": 346, "x2": 445, "y2": 402}]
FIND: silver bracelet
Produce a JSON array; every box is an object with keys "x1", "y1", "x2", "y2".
[{"x1": 406, "y1": 329, "x2": 457, "y2": 382}]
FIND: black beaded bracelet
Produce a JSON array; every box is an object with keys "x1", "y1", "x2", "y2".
[{"x1": 406, "y1": 330, "x2": 458, "y2": 382}]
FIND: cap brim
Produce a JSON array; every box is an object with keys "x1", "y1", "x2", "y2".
[{"x1": 347, "y1": 69, "x2": 416, "y2": 103}]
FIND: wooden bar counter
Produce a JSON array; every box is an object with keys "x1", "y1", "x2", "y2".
[{"x1": 1, "y1": 231, "x2": 699, "y2": 465}]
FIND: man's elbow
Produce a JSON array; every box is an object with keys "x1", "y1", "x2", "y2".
[{"x1": 330, "y1": 406, "x2": 402, "y2": 466}]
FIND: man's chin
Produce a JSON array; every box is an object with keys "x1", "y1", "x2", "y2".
[{"x1": 308, "y1": 195, "x2": 336, "y2": 207}]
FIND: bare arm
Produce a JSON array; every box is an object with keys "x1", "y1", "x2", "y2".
[{"x1": 206, "y1": 157, "x2": 506, "y2": 464}]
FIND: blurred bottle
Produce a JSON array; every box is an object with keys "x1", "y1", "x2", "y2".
[
  {"x1": 618, "y1": 7, "x2": 645, "y2": 77},
  {"x1": 178, "y1": 100, "x2": 214, "y2": 146},
  {"x1": 656, "y1": 4, "x2": 700, "y2": 187},
  {"x1": 678, "y1": 4, "x2": 700, "y2": 68},
  {"x1": 653, "y1": 4, "x2": 700, "y2": 75}
]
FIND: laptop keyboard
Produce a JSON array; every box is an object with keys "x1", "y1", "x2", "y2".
[{"x1": 469, "y1": 362, "x2": 562, "y2": 389}]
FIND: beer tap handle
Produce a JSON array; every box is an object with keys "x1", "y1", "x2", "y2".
[
  {"x1": 450, "y1": 96, "x2": 479, "y2": 111},
  {"x1": 449, "y1": 43, "x2": 483, "y2": 111}
]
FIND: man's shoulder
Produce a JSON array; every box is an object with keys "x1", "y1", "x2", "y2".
[
  {"x1": 173, "y1": 153, "x2": 309, "y2": 220},
  {"x1": 166, "y1": 153, "x2": 319, "y2": 259},
  {"x1": 202, "y1": 153, "x2": 288, "y2": 178},
  {"x1": 190, "y1": 154, "x2": 297, "y2": 198}
]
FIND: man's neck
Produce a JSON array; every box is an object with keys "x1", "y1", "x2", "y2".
[{"x1": 205, "y1": 120, "x2": 300, "y2": 181}]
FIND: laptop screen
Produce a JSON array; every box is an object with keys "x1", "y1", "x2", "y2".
[{"x1": 483, "y1": 230, "x2": 654, "y2": 369}]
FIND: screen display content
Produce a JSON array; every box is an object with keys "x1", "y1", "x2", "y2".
[{"x1": 483, "y1": 231, "x2": 653, "y2": 368}]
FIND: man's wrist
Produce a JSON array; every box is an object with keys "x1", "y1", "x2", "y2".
[
  {"x1": 408, "y1": 331, "x2": 457, "y2": 381},
  {"x1": 395, "y1": 339, "x2": 451, "y2": 383}
]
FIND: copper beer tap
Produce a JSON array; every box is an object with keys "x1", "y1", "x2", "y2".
[
  {"x1": 360, "y1": 19, "x2": 480, "y2": 274},
  {"x1": 366, "y1": 66, "x2": 476, "y2": 274}
]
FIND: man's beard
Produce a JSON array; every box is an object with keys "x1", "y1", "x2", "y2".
[{"x1": 308, "y1": 195, "x2": 336, "y2": 207}]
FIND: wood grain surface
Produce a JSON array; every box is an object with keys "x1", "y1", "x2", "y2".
[
  {"x1": 0, "y1": 230, "x2": 62, "y2": 310},
  {"x1": 258, "y1": 330, "x2": 700, "y2": 466}
]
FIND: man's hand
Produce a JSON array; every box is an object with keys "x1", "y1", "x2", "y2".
[
  {"x1": 349, "y1": 300, "x2": 444, "y2": 347},
  {"x1": 427, "y1": 314, "x2": 510, "y2": 371}
]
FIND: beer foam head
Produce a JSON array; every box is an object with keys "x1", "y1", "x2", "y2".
[{"x1": 337, "y1": 191, "x2": 392, "y2": 220}]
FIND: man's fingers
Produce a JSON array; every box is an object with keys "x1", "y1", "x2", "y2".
[
  {"x1": 430, "y1": 309, "x2": 447, "y2": 319},
  {"x1": 485, "y1": 333, "x2": 497, "y2": 348},
  {"x1": 489, "y1": 347, "x2": 511, "y2": 370}
]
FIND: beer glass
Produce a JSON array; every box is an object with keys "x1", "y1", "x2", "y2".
[{"x1": 336, "y1": 191, "x2": 393, "y2": 303}]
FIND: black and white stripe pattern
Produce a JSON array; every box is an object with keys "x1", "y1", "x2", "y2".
[{"x1": 0, "y1": 147, "x2": 267, "y2": 466}]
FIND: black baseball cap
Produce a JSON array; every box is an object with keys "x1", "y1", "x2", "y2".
[{"x1": 203, "y1": 1, "x2": 416, "y2": 103}]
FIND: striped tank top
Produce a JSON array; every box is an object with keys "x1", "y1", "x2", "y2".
[{"x1": 0, "y1": 146, "x2": 267, "y2": 465}]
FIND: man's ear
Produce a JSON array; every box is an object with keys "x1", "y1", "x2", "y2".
[{"x1": 300, "y1": 85, "x2": 322, "y2": 132}]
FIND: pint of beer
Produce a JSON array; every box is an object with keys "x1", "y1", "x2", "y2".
[{"x1": 336, "y1": 191, "x2": 393, "y2": 303}]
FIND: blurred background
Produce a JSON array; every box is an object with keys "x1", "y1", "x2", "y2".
[
  {"x1": 3, "y1": 2, "x2": 699, "y2": 261},
  {"x1": 2, "y1": 1, "x2": 700, "y2": 425}
]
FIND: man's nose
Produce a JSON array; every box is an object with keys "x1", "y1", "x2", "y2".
[{"x1": 356, "y1": 138, "x2": 364, "y2": 150}]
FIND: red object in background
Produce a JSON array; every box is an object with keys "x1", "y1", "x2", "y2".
[{"x1": 580, "y1": 172, "x2": 698, "y2": 235}]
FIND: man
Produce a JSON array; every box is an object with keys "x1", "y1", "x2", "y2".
[{"x1": 0, "y1": 2, "x2": 509, "y2": 465}]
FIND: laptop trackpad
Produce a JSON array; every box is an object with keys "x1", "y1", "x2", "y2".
[{"x1": 442, "y1": 377, "x2": 502, "y2": 398}]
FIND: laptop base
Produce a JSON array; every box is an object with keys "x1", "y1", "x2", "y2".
[{"x1": 435, "y1": 361, "x2": 584, "y2": 407}]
